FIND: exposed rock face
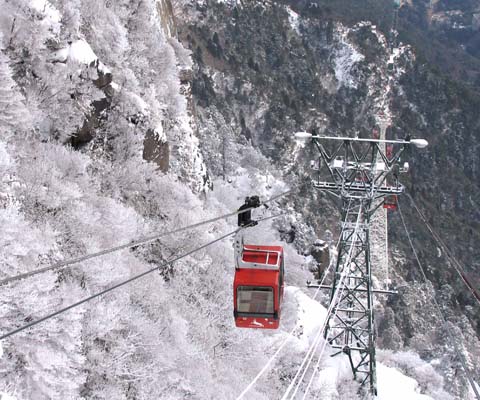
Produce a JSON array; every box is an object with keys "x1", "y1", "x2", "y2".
[
  {"x1": 138, "y1": 0, "x2": 211, "y2": 191},
  {"x1": 73, "y1": 61, "x2": 114, "y2": 149},
  {"x1": 156, "y1": 0, "x2": 177, "y2": 38},
  {"x1": 134, "y1": 0, "x2": 178, "y2": 172},
  {"x1": 143, "y1": 127, "x2": 170, "y2": 172},
  {"x1": 92, "y1": 62, "x2": 113, "y2": 89},
  {"x1": 309, "y1": 239, "x2": 330, "y2": 279}
]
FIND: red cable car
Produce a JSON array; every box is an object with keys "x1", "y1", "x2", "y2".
[
  {"x1": 233, "y1": 196, "x2": 285, "y2": 329},
  {"x1": 234, "y1": 243, "x2": 285, "y2": 329},
  {"x1": 383, "y1": 195, "x2": 398, "y2": 210}
]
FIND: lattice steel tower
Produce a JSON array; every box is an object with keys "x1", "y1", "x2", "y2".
[{"x1": 295, "y1": 133, "x2": 427, "y2": 395}]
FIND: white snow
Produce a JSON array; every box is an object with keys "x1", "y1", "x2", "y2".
[
  {"x1": 285, "y1": 7, "x2": 300, "y2": 34},
  {"x1": 53, "y1": 40, "x2": 98, "y2": 65},
  {"x1": 388, "y1": 47, "x2": 404, "y2": 67},
  {"x1": 128, "y1": 92, "x2": 150, "y2": 114},
  {"x1": 110, "y1": 82, "x2": 121, "y2": 91},
  {"x1": 0, "y1": 393, "x2": 17, "y2": 400},
  {"x1": 291, "y1": 287, "x2": 326, "y2": 342},
  {"x1": 153, "y1": 123, "x2": 167, "y2": 143},
  {"x1": 376, "y1": 363, "x2": 434, "y2": 400},
  {"x1": 97, "y1": 62, "x2": 111, "y2": 75},
  {"x1": 282, "y1": 287, "x2": 436, "y2": 400},
  {"x1": 333, "y1": 27, "x2": 365, "y2": 89},
  {"x1": 0, "y1": 142, "x2": 12, "y2": 168},
  {"x1": 30, "y1": 0, "x2": 61, "y2": 34},
  {"x1": 0, "y1": 2, "x2": 466, "y2": 398}
]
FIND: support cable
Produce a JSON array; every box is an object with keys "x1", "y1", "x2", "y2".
[
  {"x1": 235, "y1": 323, "x2": 299, "y2": 400},
  {"x1": 0, "y1": 213, "x2": 284, "y2": 341},
  {"x1": 286, "y1": 201, "x2": 356, "y2": 399},
  {"x1": 288, "y1": 267, "x2": 350, "y2": 399},
  {"x1": 301, "y1": 284, "x2": 348, "y2": 400},
  {"x1": 0, "y1": 190, "x2": 293, "y2": 286},
  {"x1": 398, "y1": 201, "x2": 480, "y2": 400},
  {"x1": 301, "y1": 202, "x2": 365, "y2": 399},
  {"x1": 289, "y1": 218, "x2": 362, "y2": 400},
  {"x1": 281, "y1": 272, "x2": 348, "y2": 400},
  {"x1": 282, "y1": 205, "x2": 363, "y2": 400},
  {"x1": 235, "y1": 203, "x2": 352, "y2": 400},
  {"x1": 236, "y1": 242, "x2": 337, "y2": 400},
  {"x1": 406, "y1": 193, "x2": 480, "y2": 306},
  {"x1": 237, "y1": 201, "x2": 355, "y2": 399}
]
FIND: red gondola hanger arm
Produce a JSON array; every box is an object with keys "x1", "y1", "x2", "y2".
[{"x1": 237, "y1": 195, "x2": 261, "y2": 227}]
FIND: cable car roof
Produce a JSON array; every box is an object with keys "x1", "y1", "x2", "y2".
[{"x1": 237, "y1": 245, "x2": 283, "y2": 270}]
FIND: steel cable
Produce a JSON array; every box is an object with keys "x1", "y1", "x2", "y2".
[
  {"x1": 0, "y1": 213, "x2": 285, "y2": 341},
  {"x1": 283, "y1": 205, "x2": 363, "y2": 400},
  {"x1": 235, "y1": 242, "x2": 337, "y2": 400},
  {"x1": 236, "y1": 201, "x2": 355, "y2": 400},
  {"x1": 398, "y1": 200, "x2": 480, "y2": 400},
  {"x1": 0, "y1": 190, "x2": 293, "y2": 286},
  {"x1": 405, "y1": 193, "x2": 480, "y2": 307},
  {"x1": 301, "y1": 283, "x2": 348, "y2": 400}
]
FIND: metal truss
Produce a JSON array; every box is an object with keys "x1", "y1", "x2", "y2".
[
  {"x1": 328, "y1": 198, "x2": 377, "y2": 393},
  {"x1": 304, "y1": 135, "x2": 413, "y2": 396}
]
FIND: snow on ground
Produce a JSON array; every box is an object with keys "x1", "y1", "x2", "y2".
[
  {"x1": 285, "y1": 6, "x2": 300, "y2": 34},
  {"x1": 377, "y1": 363, "x2": 434, "y2": 400},
  {"x1": 0, "y1": 393, "x2": 17, "y2": 400},
  {"x1": 283, "y1": 287, "x2": 436, "y2": 400},
  {"x1": 53, "y1": 40, "x2": 98, "y2": 65},
  {"x1": 30, "y1": 0, "x2": 61, "y2": 34},
  {"x1": 218, "y1": 0, "x2": 236, "y2": 3},
  {"x1": 289, "y1": 286, "x2": 326, "y2": 345},
  {"x1": 333, "y1": 25, "x2": 365, "y2": 89}
]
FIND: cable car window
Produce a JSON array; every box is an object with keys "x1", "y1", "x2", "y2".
[{"x1": 237, "y1": 286, "x2": 274, "y2": 314}]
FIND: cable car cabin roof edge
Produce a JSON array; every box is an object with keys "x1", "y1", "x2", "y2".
[{"x1": 237, "y1": 245, "x2": 283, "y2": 270}]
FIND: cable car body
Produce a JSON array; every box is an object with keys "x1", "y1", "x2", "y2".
[
  {"x1": 233, "y1": 238, "x2": 284, "y2": 329},
  {"x1": 383, "y1": 195, "x2": 398, "y2": 210}
]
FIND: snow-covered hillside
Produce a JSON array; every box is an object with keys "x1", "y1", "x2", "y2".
[{"x1": 0, "y1": 0, "x2": 477, "y2": 399}]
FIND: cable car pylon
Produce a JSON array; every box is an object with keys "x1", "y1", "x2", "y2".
[{"x1": 295, "y1": 131, "x2": 428, "y2": 396}]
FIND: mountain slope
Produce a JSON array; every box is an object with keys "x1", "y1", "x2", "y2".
[{"x1": 0, "y1": 0, "x2": 478, "y2": 399}]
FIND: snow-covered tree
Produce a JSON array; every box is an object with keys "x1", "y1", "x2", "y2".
[{"x1": 0, "y1": 35, "x2": 31, "y2": 137}]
